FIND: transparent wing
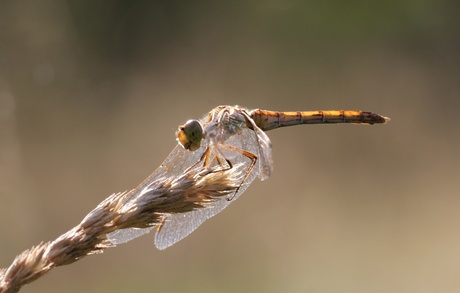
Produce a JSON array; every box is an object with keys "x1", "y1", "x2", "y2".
[
  {"x1": 154, "y1": 125, "x2": 262, "y2": 250},
  {"x1": 107, "y1": 227, "x2": 155, "y2": 244},
  {"x1": 242, "y1": 111, "x2": 273, "y2": 181},
  {"x1": 253, "y1": 126, "x2": 273, "y2": 181},
  {"x1": 106, "y1": 140, "x2": 208, "y2": 245}
]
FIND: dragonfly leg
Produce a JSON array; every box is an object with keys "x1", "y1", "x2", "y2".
[
  {"x1": 185, "y1": 146, "x2": 233, "y2": 176},
  {"x1": 184, "y1": 147, "x2": 211, "y2": 173},
  {"x1": 217, "y1": 144, "x2": 257, "y2": 201},
  {"x1": 215, "y1": 155, "x2": 234, "y2": 170}
]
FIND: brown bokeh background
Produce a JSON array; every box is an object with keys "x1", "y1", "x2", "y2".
[{"x1": 1, "y1": 1, "x2": 459, "y2": 292}]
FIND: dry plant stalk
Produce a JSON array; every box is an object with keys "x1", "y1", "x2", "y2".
[{"x1": 0, "y1": 165, "x2": 243, "y2": 293}]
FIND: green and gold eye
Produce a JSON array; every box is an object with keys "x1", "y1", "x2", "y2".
[{"x1": 177, "y1": 119, "x2": 203, "y2": 151}]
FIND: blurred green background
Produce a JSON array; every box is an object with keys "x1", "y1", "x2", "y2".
[{"x1": 1, "y1": 1, "x2": 459, "y2": 292}]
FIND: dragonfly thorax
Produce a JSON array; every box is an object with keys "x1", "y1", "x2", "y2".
[{"x1": 177, "y1": 119, "x2": 203, "y2": 151}]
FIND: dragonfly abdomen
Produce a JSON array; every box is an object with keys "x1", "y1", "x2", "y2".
[{"x1": 249, "y1": 109, "x2": 389, "y2": 131}]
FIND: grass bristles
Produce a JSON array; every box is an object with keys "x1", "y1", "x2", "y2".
[{"x1": 0, "y1": 164, "x2": 243, "y2": 293}]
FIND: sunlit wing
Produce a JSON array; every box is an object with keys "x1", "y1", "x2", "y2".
[
  {"x1": 107, "y1": 226, "x2": 155, "y2": 244},
  {"x1": 254, "y1": 127, "x2": 273, "y2": 181},
  {"x1": 154, "y1": 125, "x2": 262, "y2": 250},
  {"x1": 106, "y1": 141, "x2": 207, "y2": 245},
  {"x1": 242, "y1": 111, "x2": 273, "y2": 181}
]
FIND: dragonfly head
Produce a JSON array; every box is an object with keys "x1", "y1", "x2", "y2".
[{"x1": 177, "y1": 119, "x2": 203, "y2": 151}]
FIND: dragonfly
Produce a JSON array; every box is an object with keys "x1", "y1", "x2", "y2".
[{"x1": 107, "y1": 105, "x2": 389, "y2": 249}]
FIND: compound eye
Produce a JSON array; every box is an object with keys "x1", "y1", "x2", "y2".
[{"x1": 177, "y1": 119, "x2": 203, "y2": 151}]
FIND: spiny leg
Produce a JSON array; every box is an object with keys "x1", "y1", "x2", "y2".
[
  {"x1": 184, "y1": 146, "x2": 232, "y2": 174},
  {"x1": 216, "y1": 155, "x2": 232, "y2": 169},
  {"x1": 217, "y1": 144, "x2": 258, "y2": 201},
  {"x1": 184, "y1": 146, "x2": 211, "y2": 173},
  {"x1": 205, "y1": 150, "x2": 231, "y2": 169}
]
